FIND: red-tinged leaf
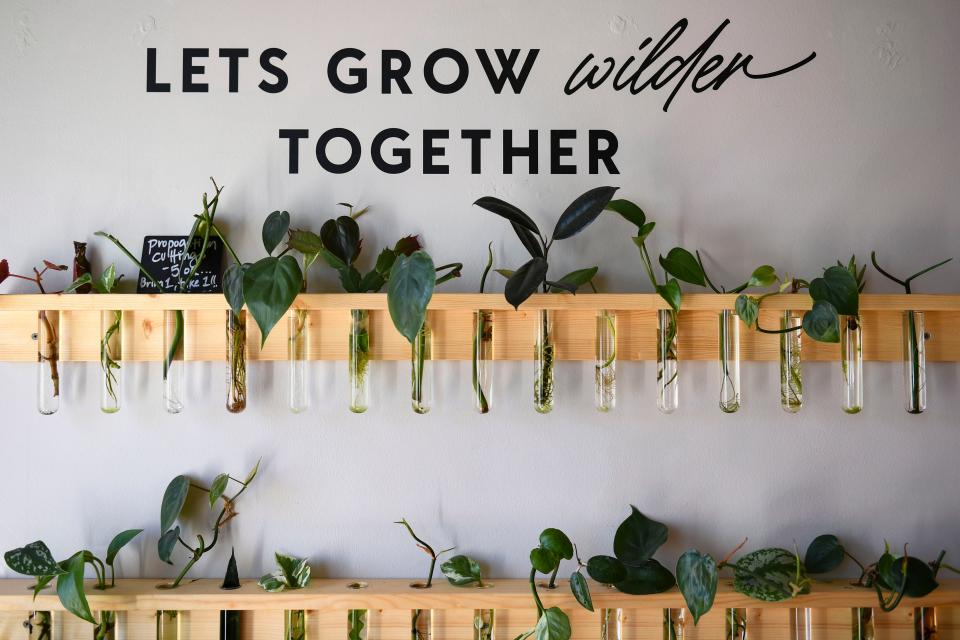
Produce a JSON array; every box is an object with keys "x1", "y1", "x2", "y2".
[
  {"x1": 43, "y1": 260, "x2": 68, "y2": 271},
  {"x1": 394, "y1": 235, "x2": 422, "y2": 256},
  {"x1": 0, "y1": 259, "x2": 9, "y2": 284}
]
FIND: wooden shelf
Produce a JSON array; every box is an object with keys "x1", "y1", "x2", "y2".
[
  {"x1": 0, "y1": 578, "x2": 958, "y2": 612},
  {"x1": 0, "y1": 293, "x2": 958, "y2": 362}
]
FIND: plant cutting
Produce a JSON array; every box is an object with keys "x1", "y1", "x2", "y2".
[
  {"x1": 870, "y1": 252, "x2": 952, "y2": 414},
  {"x1": 67, "y1": 264, "x2": 125, "y2": 413},
  {"x1": 96, "y1": 178, "x2": 226, "y2": 413},
  {"x1": 258, "y1": 551, "x2": 311, "y2": 640},
  {"x1": 473, "y1": 243, "x2": 495, "y2": 414},
  {"x1": 395, "y1": 519, "x2": 455, "y2": 640},
  {"x1": 4, "y1": 531, "x2": 143, "y2": 640},
  {"x1": 440, "y1": 555, "x2": 493, "y2": 640},
  {"x1": 0, "y1": 257, "x2": 68, "y2": 414},
  {"x1": 475, "y1": 186, "x2": 617, "y2": 413},
  {"x1": 157, "y1": 459, "x2": 260, "y2": 588}
]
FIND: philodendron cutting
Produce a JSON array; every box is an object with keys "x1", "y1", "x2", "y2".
[
  {"x1": 5, "y1": 531, "x2": 142, "y2": 640},
  {"x1": 475, "y1": 186, "x2": 617, "y2": 413}
]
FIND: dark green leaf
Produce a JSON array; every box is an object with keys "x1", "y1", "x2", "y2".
[
  {"x1": 735, "y1": 295, "x2": 759, "y2": 329},
  {"x1": 374, "y1": 248, "x2": 398, "y2": 276},
  {"x1": 605, "y1": 199, "x2": 646, "y2": 229},
  {"x1": 802, "y1": 300, "x2": 840, "y2": 343},
  {"x1": 809, "y1": 266, "x2": 859, "y2": 316},
  {"x1": 262, "y1": 210, "x2": 290, "y2": 254},
  {"x1": 505, "y1": 257, "x2": 548, "y2": 309},
  {"x1": 209, "y1": 473, "x2": 229, "y2": 507},
  {"x1": 656, "y1": 280, "x2": 682, "y2": 314},
  {"x1": 733, "y1": 548, "x2": 809, "y2": 602},
  {"x1": 160, "y1": 475, "x2": 189, "y2": 532},
  {"x1": 359, "y1": 269, "x2": 386, "y2": 293},
  {"x1": 31, "y1": 574, "x2": 56, "y2": 599},
  {"x1": 57, "y1": 553, "x2": 94, "y2": 624},
  {"x1": 512, "y1": 222, "x2": 545, "y2": 259},
  {"x1": 659, "y1": 248, "x2": 706, "y2": 287},
  {"x1": 570, "y1": 571, "x2": 593, "y2": 611},
  {"x1": 387, "y1": 251, "x2": 436, "y2": 342},
  {"x1": 287, "y1": 229, "x2": 324, "y2": 256},
  {"x1": 676, "y1": 550, "x2": 718, "y2": 624},
  {"x1": 549, "y1": 267, "x2": 598, "y2": 293},
  {"x1": 545, "y1": 280, "x2": 577, "y2": 293},
  {"x1": 105, "y1": 530, "x2": 142, "y2": 566},
  {"x1": 530, "y1": 547, "x2": 559, "y2": 574},
  {"x1": 552, "y1": 186, "x2": 618, "y2": 240},
  {"x1": 747, "y1": 265, "x2": 777, "y2": 288},
  {"x1": 473, "y1": 197, "x2": 541, "y2": 235},
  {"x1": 586, "y1": 555, "x2": 627, "y2": 585},
  {"x1": 393, "y1": 235, "x2": 422, "y2": 257},
  {"x1": 613, "y1": 506, "x2": 669, "y2": 565},
  {"x1": 321, "y1": 216, "x2": 362, "y2": 265},
  {"x1": 804, "y1": 535, "x2": 845, "y2": 574},
  {"x1": 157, "y1": 527, "x2": 180, "y2": 564},
  {"x1": 889, "y1": 556, "x2": 939, "y2": 597},
  {"x1": 615, "y1": 558, "x2": 676, "y2": 594},
  {"x1": 637, "y1": 222, "x2": 656, "y2": 243},
  {"x1": 535, "y1": 608, "x2": 571, "y2": 640},
  {"x1": 4, "y1": 541, "x2": 64, "y2": 577},
  {"x1": 539, "y1": 529, "x2": 574, "y2": 561},
  {"x1": 338, "y1": 265, "x2": 363, "y2": 292},
  {"x1": 243, "y1": 255, "x2": 303, "y2": 346},
  {"x1": 223, "y1": 263, "x2": 249, "y2": 315},
  {"x1": 441, "y1": 555, "x2": 483, "y2": 586},
  {"x1": 65, "y1": 273, "x2": 93, "y2": 293}
]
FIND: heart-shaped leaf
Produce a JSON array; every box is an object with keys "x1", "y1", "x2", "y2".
[
  {"x1": 157, "y1": 527, "x2": 180, "y2": 564},
  {"x1": 804, "y1": 535, "x2": 844, "y2": 574},
  {"x1": 802, "y1": 300, "x2": 840, "y2": 343},
  {"x1": 223, "y1": 263, "x2": 249, "y2": 315},
  {"x1": 321, "y1": 216, "x2": 362, "y2": 265},
  {"x1": 504, "y1": 257, "x2": 548, "y2": 309},
  {"x1": 747, "y1": 265, "x2": 777, "y2": 288},
  {"x1": 100, "y1": 264, "x2": 118, "y2": 293},
  {"x1": 535, "y1": 607, "x2": 571, "y2": 640},
  {"x1": 393, "y1": 235, "x2": 422, "y2": 257},
  {"x1": 615, "y1": 558, "x2": 676, "y2": 594},
  {"x1": 586, "y1": 555, "x2": 627, "y2": 585},
  {"x1": 105, "y1": 530, "x2": 143, "y2": 566},
  {"x1": 160, "y1": 475, "x2": 190, "y2": 532},
  {"x1": 735, "y1": 295, "x2": 759, "y2": 329},
  {"x1": 733, "y1": 548, "x2": 809, "y2": 602},
  {"x1": 887, "y1": 556, "x2": 939, "y2": 597},
  {"x1": 387, "y1": 251, "x2": 436, "y2": 343},
  {"x1": 530, "y1": 547, "x2": 559, "y2": 574},
  {"x1": 809, "y1": 266, "x2": 859, "y2": 316},
  {"x1": 208, "y1": 473, "x2": 229, "y2": 507},
  {"x1": 552, "y1": 186, "x2": 618, "y2": 240},
  {"x1": 676, "y1": 550, "x2": 718, "y2": 624},
  {"x1": 243, "y1": 255, "x2": 303, "y2": 346},
  {"x1": 441, "y1": 555, "x2": 483, "y2": 586},
  {"x1": 262, "y1": 210, "x2": 290, "y2": 254},
  {"x1": 4, "y1": 541, "x2": 64, "y2": 577},
  {"x1": 659, "y1": 248, "x2": 706, "y2": 287},
  {"x1": 570, "y1": 571, "x2": 593, "y2": 611},
  {"x1": 57, "y1": 553, "x2": 95, "y2": 624},
  {"x1": 656, "y1": 280, "x2": 682, "y2": 314},
  {"x1": 613, "y1": 506, "x2": 669, "y2": 566},
  {"x1": 473, "y1": 196, "x2": 541, "y2": 235},
  {"x1": 605, "y1": 199, "x2": 646, "y2": 229},
  {"x1": 287, "y1": 229, "x2": 324, "y2": 255},
  {"x1": 539, "y1": 529, "x2": 574, "y2": 561}
]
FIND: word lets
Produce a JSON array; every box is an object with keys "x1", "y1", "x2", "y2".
[{"x1": 565, "y1": 18, "x2": 816, "y2": 112}]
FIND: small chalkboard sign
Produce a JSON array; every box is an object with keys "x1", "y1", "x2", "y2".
[{"x1": 136, "y1": 236, "x2": 224, "y2": 293}]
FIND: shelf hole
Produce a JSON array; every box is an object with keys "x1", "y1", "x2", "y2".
[
  {"x1": 409, "y1": 582, "x2": 431, "y2": 589},
  {"x1": 347, "y1": 582, "x2": 368, "y2": 590}
]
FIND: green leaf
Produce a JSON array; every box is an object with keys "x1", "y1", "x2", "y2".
[
  {"x1": 530, "y1": 547, "x2": 559, "y2": 574},
  {"x1": 570, "y1": 571, "x2": 593, "y2": 611},
  {"x1": 243, "y1": 255, "x2": 303, "y2": 346},
  {"x1": 359, "y1": 269, "x2": 386, "y2": 293},
  {"x1": 262, "y1": 210, "x2": 290, "y2": 254},
  {"x1": 223, "y1": 263, "x2": 249, "y2": 315},
  {"x1": 257, "y1": 574, "x2": 285, "y2": 592},
  {"x1": 747, "y1": 265, "x2": 777, "y2": 288},
  {"x1": 802, "y1": 300, "x2": 840, "y2": 343},
  {"x1": 504, "y1": 257, "x2": 548, "y2": 309},
  {"x1": 613, "y1": 506, "x2": 669, "y2": 566},
  {"x1": 105, "y1": 530, "x2": 142, "y2": 566},
  {"x1": 735, "y1": 295, "x2": 759, "y2": 329},
  {"x1": 287, "y1": 229, "x2": 324, "y2": 256},
  {"x1": 65, "y1": 273, "x2": 93, "y2": 293},
  {"x1": 888, "y1": 556, "x2": 939, "y2": 597},
  {"x1": 804, "y1": 535, "x2": 845, "y2": 574},
  {"x1": 31, "y1": 574, "x2": 56, "y2": 600},
  {"x1": 539, "y1": 529, "x2": 574, "y2": 561},
  {"x1": 208, "y1": 473, "x2": 229, "y2": 507},
  {"x1": 552, "y1": 186, "x2": 618, "y2": 240},
  {"x1": 549, "y1": 267, "x2": 598, "y2": 293},
  {"x1": 4, "y1": 541, "x2": 65, "y2": 577},
  {"x1": 374, "y1": 248, "x2": 398, "y2": 276},
  {"x1": 441, "y1": 555, "x2": 483, "y2": 586},
  {"x1": 809, "y1": 266, "x2": 859, "y2": 316},
  {"x1": 160, "y1": 475, "x2": 190, "y2": 532},
  {"x1": 637, "y1": 221, "x2": 656, "y2": 243},
  {"x1": 676, "y1": 550, "x2": 718, "y2": 624},
  {"x1": 586, "y1": 556, "x2": 627, "y2": 585},
  {"x1": 473, "y1": 196, "x2": 541, "y2": 235},
  {"x1": 57, "y1": 553, "x2": 95, "y2": 624},
  {"x1": 495, "y1": 269, "x2": 515, "y2": 279},
  {"x1": 321, "y1": 216, "x2": 362, "y2": 265},
  {"x1": 659, "y1": 248, "x2": 706, "y2": 287},
  {"x1": 656, "y1": 280, "x2": 682, "y2": 314},
  {"x1": 615, "y1": 558, "x2": 676, "y2": 594},
  {"x1": 275, "y1": 552, "x2": 311, "y2": 589},
  {"x1": 512, "y1": 222, "x2": 545, "y2": 259},
  {"x1": 535, "y1": 608, "x2": 571, "y2": 640},
  {"x1": 733, "y1": 548, "x2": 810, "y2": 602},
  {"x1": 157, "y1": 527, "x2": 180, "y2": 564},
  {"x1": 243, "y1": 459, "x2": 261, "y2": 485},
  {"x1": 387, "y1": 250, "x2": 436, "y2": 343},
  {"x1": 605, "y1": 199, "x2": 646, "y2": 229}
]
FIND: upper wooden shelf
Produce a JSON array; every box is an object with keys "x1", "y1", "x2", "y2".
[
  {"x1": 0, "y1": 578, "x2": 957, "y2": 612},
  {"x1": 1, "y1": 293, "x2": 959, "y2": 312}
]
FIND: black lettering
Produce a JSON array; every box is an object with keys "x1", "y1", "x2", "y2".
[
  {"x1": 259, "y1": 48, "x2": 288, "y2": 93},
  {"x1": 550, "y1": 130, "x2": 576, "y2": 175},
  {"x1": 504, "y1": 130, "x2": 538, "y2": 174},
  {"x1": 146, "y1": 48, "x2": 170, "y2": 92},
  {"x1": 328, "y1": 48, "x2": 367, "y2": 93},
  {"x1": 475, "y1": 49, "x2": 539, "y2": 93},
  {"x1": 382, "y1": 50, "x2": 412, "y2": 94},
  {"x1": 589, "y1": 130, "x2": 619, "y2": 175},
  {"x1": 183, "y1": 48, "x2": 209, "y2": 93},
  {"x1": 279, "y1": 129, "x2": 309, "y2": 174},
  {"x1": 460, "y1": 129, "x2": 491, "y2": 174},
  {"x1": 424, "y1": 48, "x2": 469, "y2": 94},
  {"x1": 371, "y1": 128, "x2": 410, "y2": 173},
  {"x1": 423, "y1": 130, "x2": 449, "y2": 174},
  {"x1": 219, "y1": 48, "x2": 248, "y2": 93},
  {"x1": 316, "y1": 128, "x2": 361, "y2": 174}
]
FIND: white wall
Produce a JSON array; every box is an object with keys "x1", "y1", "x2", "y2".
[{"x1": 1, "y1": 0, "x2": 959, "y2": 581}]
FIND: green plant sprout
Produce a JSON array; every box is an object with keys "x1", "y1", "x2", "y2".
[
  {"x1": 395, "y1": 518, "x2": 454, "y2": 588},
  {"x1": 67, "y1": 264, "x2": 124, "y2": 409}
]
